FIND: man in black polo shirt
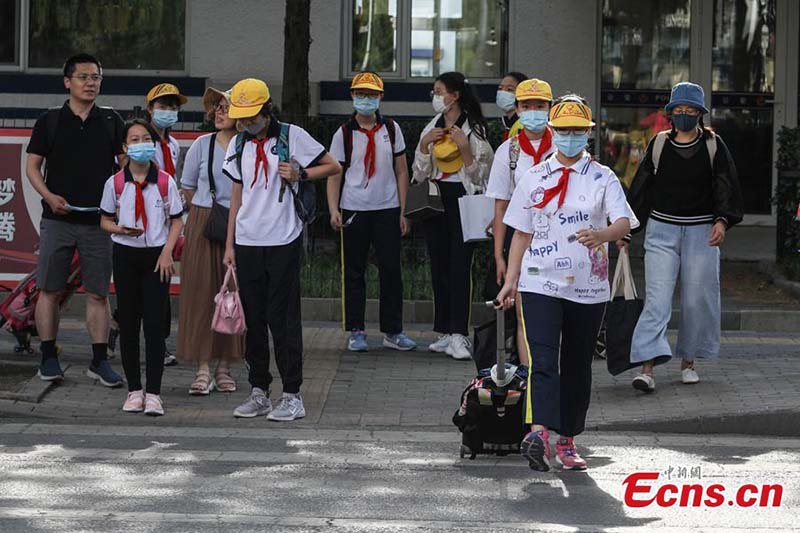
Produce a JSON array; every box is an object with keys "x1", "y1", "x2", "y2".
[{"x1": 26, "y1": 53, "x2": 125, "y2": 386}]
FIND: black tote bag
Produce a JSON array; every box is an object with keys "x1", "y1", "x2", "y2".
[
  {"x1": 203, "y1": 133, "x2": 231, "y2": 243},
  {"x1": 605, "y1": 248, "x2": 644, "y2": 376}
]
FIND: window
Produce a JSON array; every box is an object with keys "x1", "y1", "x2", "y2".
[
  {"x1": 352, "y1": 0, "x2": 398, "y2": 72},
  {"x1": 599, "y1": 0, "x2": 691, "y2": 185},
  {"x1": 712, "y1": 0, "x2": 775, "y2": 93},
  {"x1": 28, "y1": 0, "x2": 186, "y2": 71},
  {"x1": 601, "y1": 0, "x2": 691, "y2": 90},
  {"x1": 411, "y1": 0, "x2": 505, "y2": 78},
  {"x1": 0, "y1": 0, "x2": 19, "y2": 65},
  {"x1": 348, "y1": 0, "x2": 508, "y2": 78}
]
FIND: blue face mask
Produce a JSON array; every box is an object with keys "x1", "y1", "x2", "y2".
[
  {"x1": 127, "y1": 142, "x2": 156, "y2": 163},
  {"x1": 519, "y1": 110, "x2": 549, "y2": 133},
  {"x1": 553, "y1": 132, "x2": 588, "y2": 158},
  {"x1": 152, "y1": 109, "x2": 179, "y2": 129},
  {"x1": 672, "y1": 113, "x2": 700, "y2": 132},
  {"x1": 353, "y1": 96, "x2": 380, "y2": 116},
  {"x1": 495, "y1": 90, "x2": 516, "y2": 112}
]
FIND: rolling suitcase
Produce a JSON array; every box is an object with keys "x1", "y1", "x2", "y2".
[{"x1": 453, "y1": 301, "x2": 527, "y2": 459}]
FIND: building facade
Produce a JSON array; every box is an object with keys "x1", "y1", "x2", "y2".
[{"x1": 1, "y1": 0, "x2": 798, "y2": 225}]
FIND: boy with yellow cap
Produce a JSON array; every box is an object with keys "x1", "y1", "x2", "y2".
[
  {"x1": 143, "y1": 82, "x2": 188, "y2": 367},
  {"x1": 146, "y1": 83, "x2": 187, "y2": 179},
  {"x1": 486, "y1": 78, "x2": 556, "y2": 368},
  {"x1": 221, "y1": 78, "x2": 341, "y2": 421},
  {"x1": 326, "y1": 72, "x2": 416, "y2": 353},
  {"x1": 495, "y1": 95, "x2": 639, "y2": 472}
]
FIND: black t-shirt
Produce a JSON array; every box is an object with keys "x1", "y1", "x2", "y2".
[
  {"x1": 651, "y1": 136, "x2": 714, "y2": 219},
  {"x1": 27, "y1": 102, "x2": 124, "y2": 224}
]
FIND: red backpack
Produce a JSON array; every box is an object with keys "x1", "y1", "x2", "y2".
[{"x1": 111, "y1": 168, "x2": 185, "y2": 260}]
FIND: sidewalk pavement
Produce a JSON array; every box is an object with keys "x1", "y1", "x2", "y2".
[{"x1": 1, "y1": 320, "x2": 799, "y2": 435}]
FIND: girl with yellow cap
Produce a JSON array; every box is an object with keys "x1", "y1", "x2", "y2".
[
  {"x1": 412, "y1": 71, "x2": 494, "y2": 361},
  {"x1": 496, "y1": 95, "x2": 638, "y2": 471}
]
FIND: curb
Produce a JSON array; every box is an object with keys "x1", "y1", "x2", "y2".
[
  {"x1": 0, "y1": 362, "x2": 68, "y2": 403},
  {"x1": 11, "y1": 294, "x2": 800, "y2": 333},
  {"x1": 592, "y1": 408, "x2": 800, "y2": 437}
]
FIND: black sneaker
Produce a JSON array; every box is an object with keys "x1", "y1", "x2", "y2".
[
  {"x1": 86, "y1": 360, "x2": 124, "y2": 388},
  {"x1": 164, "y1": 349, "x2": 178, "y2": 367},
  {"x1": 38, "y1": 358, "x2": 64, "y2": 382}
]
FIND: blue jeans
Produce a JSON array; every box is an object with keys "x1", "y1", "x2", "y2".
[{"x1": 630, "y1": 219, "x2": 721, "y2": 366}]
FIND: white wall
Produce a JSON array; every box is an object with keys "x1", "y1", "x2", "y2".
[
  {"x1": 188, "y1": 0, "x2": 342, "y2": 112},
  {"x1": 508, "y1": 0, "x2": 598, "y2": 110}
]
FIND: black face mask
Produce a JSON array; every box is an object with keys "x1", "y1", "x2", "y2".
[{"x1": 672, "y1": 113, "x2": 700, "y2": 132}]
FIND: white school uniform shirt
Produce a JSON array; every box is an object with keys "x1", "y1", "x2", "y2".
[
  {"x1": 329, "y1": 116, "x2": 406, "y2": 211},
  {"x1": 222, "y1": 123, "x2": 326, "y2": 247},
  {"x1": 486, "y1": 133, "x2": 557, "y2": 201},
  {"x1": 152, "y1": 133, "x2": 181, "y2": 178},
  {"x1": 181, "y1": 133, "x2": 233, "y2": 208},
  {"x1": 412, "y1": 113, "x2": 494, "y2": 195},
  {"x1": 100, "y1": 166, "x2": 183, "y2": 248},
  {"x1": 503, "y1": 152, "x2": 639, "y2": 304}
]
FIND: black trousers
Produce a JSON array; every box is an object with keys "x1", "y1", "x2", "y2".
[
  {"x1": 112, "y1": 244, "x2": 169, "y2": 394},
  {"x1": 520, "y1": 292, "x2": 605, "y2": 437},
  {"x1": 423, "y1": 181, "x2": 475, "y2": 336},
  {"x1": 236, "y1": 237, "x2": 303, "y2": 394},
  {"x1": 341, "y1": 207, "x2": 403, "y2": 334}
]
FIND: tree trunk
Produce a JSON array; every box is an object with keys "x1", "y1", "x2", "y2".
[{"x1": 281, "y1": 0, "x2": 311, "y2": 125}]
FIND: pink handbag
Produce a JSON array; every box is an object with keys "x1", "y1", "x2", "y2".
[{"x1": 212, "y1": 265, "x2": 247, "y2": 335}]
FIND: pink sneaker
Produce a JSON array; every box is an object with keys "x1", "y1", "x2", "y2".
[
  {"x1": 144, "y1": 394, "x2": 164, "y2": 416},
  {"x1": 520, "y1": 430, "x2": 551, "y2": 472},
  {"x1": 556, "y1": 437, "x2": 587, "y2": 470},
  {"x1": 122, "y1": 390, "x2": 145, "y2": 413}
]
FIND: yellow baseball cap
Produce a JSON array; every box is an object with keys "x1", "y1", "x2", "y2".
[
  {"x1": 146, "y1": 83, "x2": 188, "y2": 106},
  {"x1": 432, "y1": 135, "x2": 463, "y2": 174},
  {"x1": 515, "y1": 79, "x2": 553, "y2": 102},
  {"x1": 548, "y1": 100, "x2": 595, "y2": 128},
  {"x1": 229, "y1": 78, "x2": 271, "y2": 119},
  {"x1": 351, "y1": 72, "x2": 384, "y2": 92}
]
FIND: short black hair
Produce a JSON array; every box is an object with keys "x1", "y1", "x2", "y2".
[
  {"x1": 502, "y1": 71, "x2": 528, "y2": 84},
  {"x1": 63, "y1": 53, "x2": 102, "y2": 78},
  {"x1": 123, "y1": 119, "x2": 157, "y2": 142}
]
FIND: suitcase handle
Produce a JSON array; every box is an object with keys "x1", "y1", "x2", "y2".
[{"x1": 484, "y1": 300, "x2": 510, "y2": 382}]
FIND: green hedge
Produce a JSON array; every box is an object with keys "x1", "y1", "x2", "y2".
[{"x1": 775, "y1": 126, "x2": 800, "y2": 278}]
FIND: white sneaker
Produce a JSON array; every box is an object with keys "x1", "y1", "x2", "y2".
[
  {"x1": 681, "y1": 367, "x2": 700, "y2": 384},
  {"x1": 632, "y1": 373, "x2": 656, "y2": 393},
  {"x1": 267, "y1": 393, "x2": 306, "y2": 421},
  {"x1": 446, "y1": 334, "x2": 472, "y2": 360},
  {"x1": 428, "y1": 334, "x2": 451, "y2": 353}
]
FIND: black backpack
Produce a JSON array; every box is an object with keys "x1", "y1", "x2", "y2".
[
  {"x1": 43, "y1": 105, "x2": 121, "y2": 156},
  {"x1": 228, "y1": 121, "x2": 317, "y2": 224},
  {"x1": 339, "y1": 113, "x2": 398, "y2": 173}
]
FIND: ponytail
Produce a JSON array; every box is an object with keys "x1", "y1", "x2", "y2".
[{"x1": 436, "y1": 71, "x2": 489, "y2": 140}]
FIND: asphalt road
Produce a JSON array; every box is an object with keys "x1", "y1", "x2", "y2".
[{"x1": 0, "y1": 423, "x2": 796, "y2": 532}]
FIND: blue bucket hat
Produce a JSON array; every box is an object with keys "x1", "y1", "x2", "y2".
[{"x1": 665, "y1": 82, "x2": 709, "y2": 114}]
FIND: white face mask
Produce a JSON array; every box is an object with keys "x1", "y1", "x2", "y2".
[{"x1": 432, "y1": 94, "x2": 450, "y2": 114}]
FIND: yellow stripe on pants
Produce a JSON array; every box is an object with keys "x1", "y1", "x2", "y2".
[{"x1": 518, "y1": 297, "x2": 534, "y2": 425}]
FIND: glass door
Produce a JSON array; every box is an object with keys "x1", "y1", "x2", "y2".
[{"x1": 711, "y1": 0, "x2": 776, "y2": 215}]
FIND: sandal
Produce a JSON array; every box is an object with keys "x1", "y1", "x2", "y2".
[
  {"x1": 189, "y1": 370, "x2": 214, "y2": 396},
  {"x1": 214, "y1": 367, "x2": 237, "y2": 393}
]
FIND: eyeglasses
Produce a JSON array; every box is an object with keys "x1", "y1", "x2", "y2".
[
  {"x1": 71, "y1": 74, "x2": 103, "y2": 83},
  {"x1": 553, "y1": 129, "x2": 590, "y2": 136},
  {"x1": 214, "y1": 102, "x2": 230, "y2": 113},
  {"x1": 672, "y1": 108, "x2": 701, "y2": 116}
]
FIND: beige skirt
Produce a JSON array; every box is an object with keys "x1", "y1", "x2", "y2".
[{"x1": 177, "y1": 206, "x2": 244, "y2": 363}]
